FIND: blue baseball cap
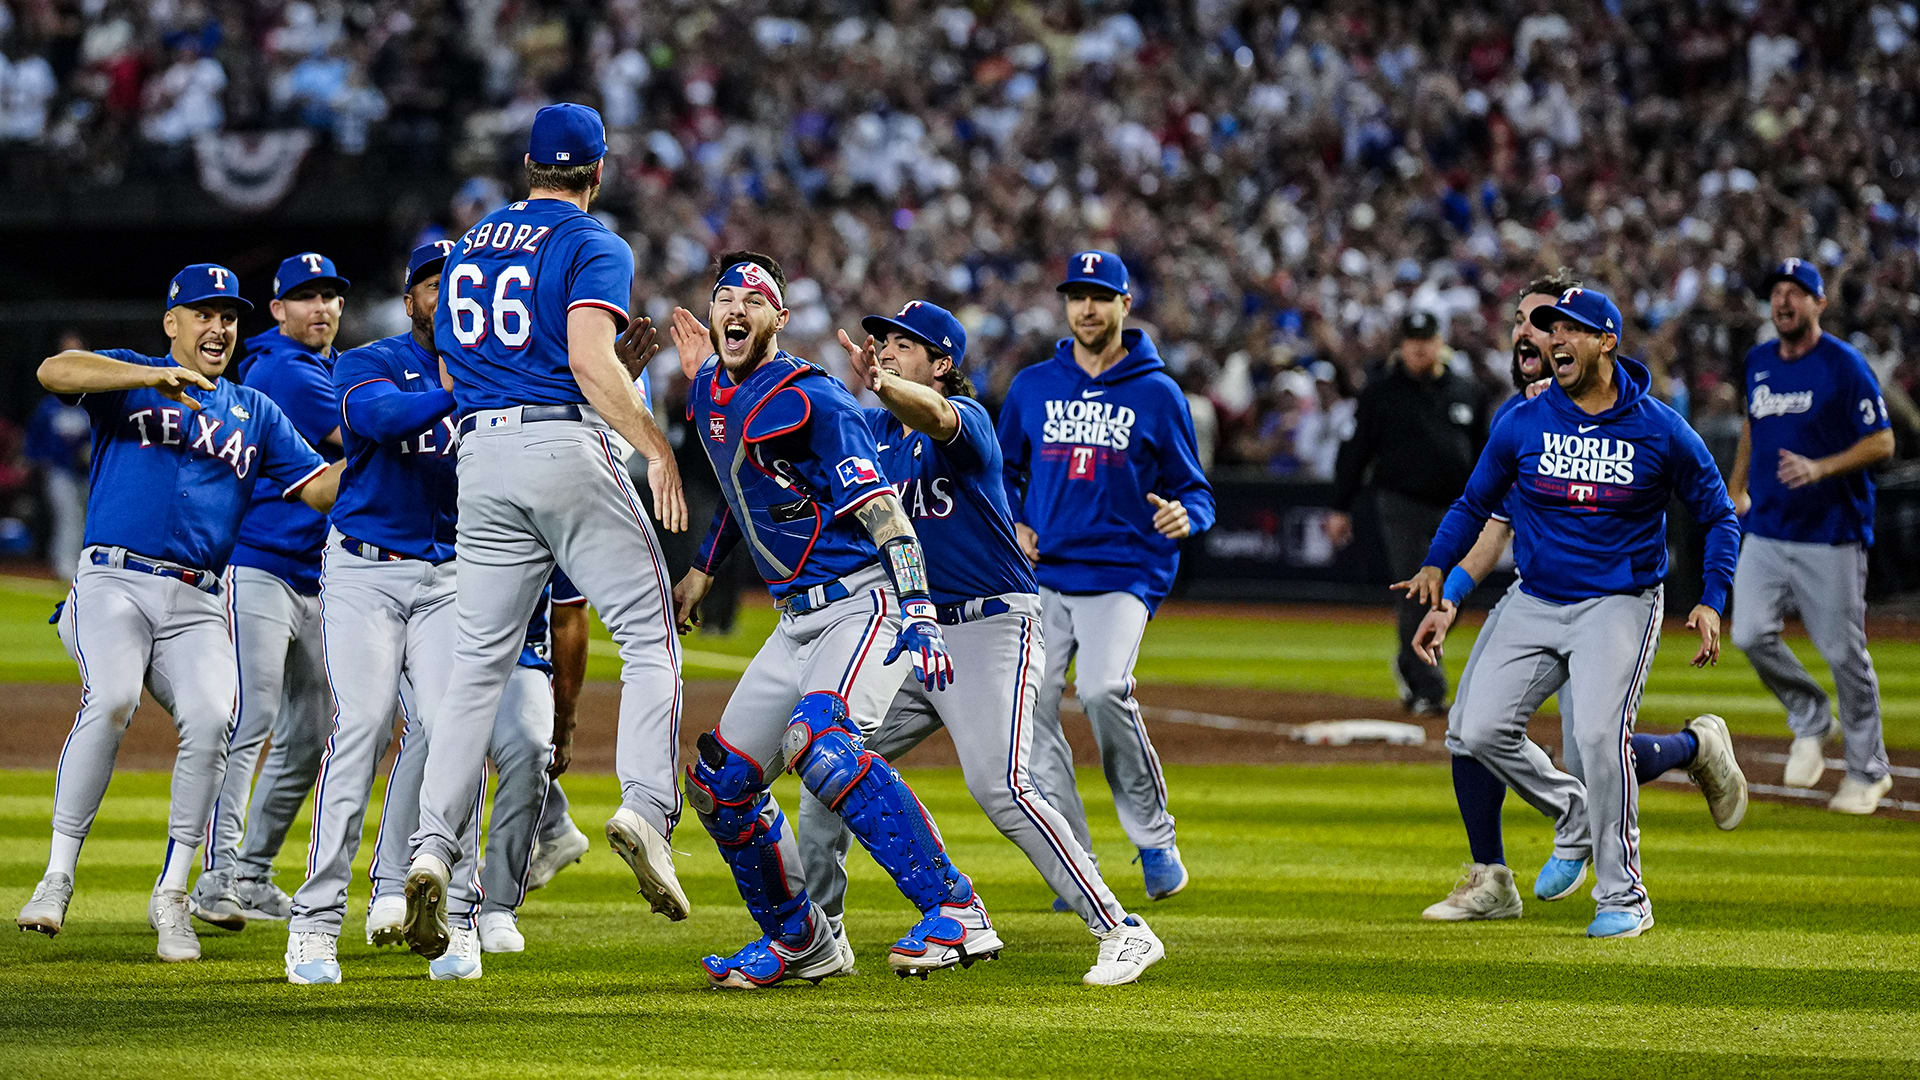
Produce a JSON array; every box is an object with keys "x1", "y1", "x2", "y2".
[
  {"x1": 167, "y1": 263, "x2": 252, "y2": 311},
  {"x1": 272, "y1": 252, "x2": 350, "y2": 299},
  {"x1": 1529, "y1": 286, "x2": 1623, "y2": 344},
  {"x1": 529, "y1": 103, "x2": 607, "y2": 166},
  {"x1": 1758, "y1": 257, "x2": 1824, "y2": 300},
  {"x1": 1057, "y1": 249, "x2": 1130, "y2": 295},
  {"x1": 862, "y1": 300, "x2": 967, "y2": 365},
  {"x1": 406, "y1": 239, "x2": 458, "y2": 290}
]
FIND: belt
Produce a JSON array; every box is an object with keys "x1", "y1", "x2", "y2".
[
  {"x1": 775, "y1": 579, "x2": 852, "y2": 617},
  {"x1": 339, "y1": 535, "x2": 445, "y2": 565},
  {"x1": 457, "y1": 404, "x2": 583, "y2": 436},
  {"x1": 935, "y1": 597, "x2": 1011, "y2": 626},
  {"x1": 89, "y1": 548, "x2": 221, "y2": 594}
]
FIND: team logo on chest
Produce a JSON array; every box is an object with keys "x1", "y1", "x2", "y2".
[
  {"x1": 1750, "y1": 385, "x2": 1814, "y2": 418},
  {"x1": 1041, "y1": 398, "x2": 1136, "y2": 450},
  {"x1": 708, "y1": 413, "x2": 727, "y2": 442},
  {"x1": 1537, "y1": 430, "x2": 1636, "y2": 484}
]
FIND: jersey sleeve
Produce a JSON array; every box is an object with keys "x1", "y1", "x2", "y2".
[
  {"x1": 695, "y1": 503, "x2": 741, "y2": 574},
  {"x1": 940, "y1": 397, "x2": 999, "y2": 475},
  {"x1": 564, "y1": 226, "x2": 634, "y2": 324},
  {"x1": 1154, "y1": 379, "x2": 1216, "y2": 534},
  {"x1": 252, "y1": 395, "x2": 330, "y2": 500},
  {"x1": 549, "y1": 569, "x2": 586, "y2": 606},
  {"x1": 1840, "y1": 352, "x2": 1892, "y2": 438},
  {"x1": 77, "y1": 348, "x2": 167, "y2": 412},
  {"x1": 807, "y1": 383, "x2": 894, "y2": 516},
  {"x1": 995, "y1": 388, "x2": 1031, "y2": 523},
  {"x1": 1668, "y1": 416, "x2": 1741, "y2": 613},
  {"x1": 1422, "y1": 415, "x2": 1520, "y2": 571}
]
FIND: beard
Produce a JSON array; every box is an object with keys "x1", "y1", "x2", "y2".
[
  {"x1": 1073, "y1": 321, "x2": 1119, "y2": 354},
  {"x1": 713, "y1": 320, "x2": 778, "y2": 372}
]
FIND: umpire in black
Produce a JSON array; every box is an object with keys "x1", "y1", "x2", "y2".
[{"x1": 1323, "y1": 310, "x2": 1487, "y2": 714}]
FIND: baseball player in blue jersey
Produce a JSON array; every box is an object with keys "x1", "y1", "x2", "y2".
[
  {"x1": 15, "y1": 264, "x2": 339, "y2": 962},
  {"x1": 194, "y1": 252, "x2": 350, "y2": 930},
  {"x1": 996, "y1": 250, "x2": 1215, "y2": 903},
  {"x1": 665, "y1": 253, "x2": 996, "y2": 988},
  {"x1": 402, "y1": 104, "x2": 689, "y2": 963},
  {"x1": 1412, "y1": 286, "x2": 1740, "y2": 938},
  {"x1": 1729, "y1": 259, "x2": 1895, "y2": 814},
  {"x1": 1402, "y1": 273, "x2": 1747, "y2": 922},
  {"x1": 788, "y1": 300, "x2": 1165, "y2": 986}
]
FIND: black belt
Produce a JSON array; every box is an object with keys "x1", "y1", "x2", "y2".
[
  {"x1": 457, "y1": 404, "x2": 583, "y2": 436},
  {"x1": 775, "y1": 580, "x2": 851, "y2": 616},
  {"x1": 339, "y1": 535, "x2": 445, "y2": 565},
  {"x1": 935, "y1": 598, "x2": 1013, "y2": 626},
  {"x1": 91, "y1": 549, "x2": 221, "y2": 593}
]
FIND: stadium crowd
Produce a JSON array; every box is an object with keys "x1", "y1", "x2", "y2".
[{"x1": 3, "y1": 0, "x2": 1919, "y2": 475}]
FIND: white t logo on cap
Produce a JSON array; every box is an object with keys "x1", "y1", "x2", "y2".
[
  {"x1": 1080, "y1": 253, "x2": 1102, "y2": 275},
  {"x1": 209, "y1": 268, "x2": 230, "y2": 289},
  {"x1": 898, "y1": 301, "x2": 921, "y2": 316},
  {"x1": 1560, "y1": 287, "x2": 1582, "y2": 305},
  {"x1": 300, "y1": 253, "x2": 324, "y2": 273},
  {"x1": 1784, "y1": 257, "x2": 1801, "y2": 273}
]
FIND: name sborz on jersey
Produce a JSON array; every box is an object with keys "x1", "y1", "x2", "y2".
[
  {"x1": 1537, "y1": 432, "x2": 1635, "y2": 484},
  {"x1": 1042, "y1": 399, "x2": 1135, "y2": 449},
  {"x1": 1750, "y1": 384, "x2": 1814, "y2": 418}
]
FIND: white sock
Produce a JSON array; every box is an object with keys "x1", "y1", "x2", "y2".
[
  {"x1": 156, "y1": 839, "x2": 194, "y2": 892},
  {"x1": 46, "y1": 832, "x2": 83, "y2": 879}
]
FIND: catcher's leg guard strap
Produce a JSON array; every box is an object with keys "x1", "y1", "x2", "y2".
[
  {"x1": 684, "y1": 731, "x2": 809, "y2": 941},
  {"x1": 783, "y1": 692, "x2": 971, "y2": 913}
]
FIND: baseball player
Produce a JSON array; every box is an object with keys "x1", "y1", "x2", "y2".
[
  {"x1": 789, "y1": 300, "x2": 1165, "y2": 986},
  {"x1": 1409, "y1": 286, "x2": 1740, "y2": 938},
  {"x1": 194, "y1": 252, "x2": 349, "y2": 929},
  {"x1": 996, "y1": 250, "x2": 1215, "y2": 903},
  {"x1": 16, "y1": 264, "x2": 338, "y2": 962},
  {"x1": 1729, "y1": 259, "x2": 1895, "y2": 814},
  {"x1": 665, "y1": 253, "x2": 993, "y2": 988},
  {"x1": 401, "y1": 103, "x2": 688, "y2": 964},
  {"x1": 1402, "y1": 273, "x2": 1747, "y2": 922}
]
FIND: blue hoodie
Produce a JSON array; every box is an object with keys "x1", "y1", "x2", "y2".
[
  {"x1": 1424, "y1": 356, "x2": 1739, "y2": 612},
  {"x1": 997, "y1": 329, "x2": 1215, "y2": 612},
  {"x1": 229, "y1": 327, "x2": 342, "y2": 594}
]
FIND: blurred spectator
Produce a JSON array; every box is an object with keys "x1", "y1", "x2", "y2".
[{"x1": 25, "y1": 330, "x2": 93, "y2": 580}]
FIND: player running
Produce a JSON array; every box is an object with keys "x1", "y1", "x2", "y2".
[
  {"x1": 1729, "y1": 258, "x2": 1895, "y2": 814},
  {"x1": 16, "y1": 264, "x2": 340, "y2": 962},
  {"x1": 996, "y1": 250, "x2": 1214, "y2": 902},
  {"x1": 1408, "y1": 286, "x2": 1740, "y2": 938},
  {"x1": 667, "y1": 254, "x2": 995, "y2": 988}
]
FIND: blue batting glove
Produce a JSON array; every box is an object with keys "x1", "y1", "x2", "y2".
[{"x1": 887, "y1": 601, "x2": 955, "y2": 691}]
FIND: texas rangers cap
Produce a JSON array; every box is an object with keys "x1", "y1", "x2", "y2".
[
  {"x1": 406, "y1": 239, "x2": 458, "y2": 291},
  {"x1": 1400, "y1": 310, "x2": 1440, "y2": 339},
  {"x1": 529, "y1": 103, "x2": 607, "y2": 166},
  {"x1": 1758, "y1": 257, "x2": 1824, "y2": 300},
  {"x1": 167, "y1": 263, "x2": 252, "y2": 312},
  {"x1": 862, "y1": 300, "x2": 967, "y2": 365},
  {"x1": 1529, "y1": 286, "x2": 1622, "y2": 344},
  {"x1": 272, "y1": 252, "x2": 350, "y2": 299},
  {"x1": 1057, "y1": 249, "x2": 1130, "y2": 295}
]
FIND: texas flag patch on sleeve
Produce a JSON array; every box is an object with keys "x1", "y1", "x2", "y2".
[{"x1": 836, "y1": 455, "x2": 881, "y2": 486}]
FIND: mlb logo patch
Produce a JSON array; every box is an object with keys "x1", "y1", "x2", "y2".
[
  {"x1": 836, "y1": 455, "x2": 880, "y2": 486},
  {"x1": 708, "y1": 413, "x2": 727, "y2": 442}
]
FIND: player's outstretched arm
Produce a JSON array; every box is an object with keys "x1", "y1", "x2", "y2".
[
  {"x1": 1394, "y1": 518, "x2": 1512, "y2": 608},
  {"x1": 567, "y1": 307, "x2": 688, "y2": 533},
  {"x1": 294, "y1": 461, "x2": 345, "y2": 513},
  {"x1": 39, "y1": 350, "x2": 214, "y2": 408},
  {"x1": 837, "y1": 329, "x2": 960, "y2": 440},
  {"x1": 854, "y1": 492, "x2": 955, "y2": 691}
]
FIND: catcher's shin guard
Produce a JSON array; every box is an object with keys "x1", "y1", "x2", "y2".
[
  {"x1": 684, "y1": 732, "x2": 811, "y2": 942},
  {"x1": 783, "y1": 692, "x2": 974, "y2": 912}
]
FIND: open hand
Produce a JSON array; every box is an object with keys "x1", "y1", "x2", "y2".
[
  {"x1": 617, "y1": 316, "x2": 662, "y2": 380},
  {"x1": 1391, "y1": 566, "x2": 1447, "y2": 608},
  {"x1": 1412, "y1": 604, "x2": 1455, "y2": 665},
  {"x1": 1687, "y1": 605, "x2": 1721, "y2": 667},
  {"x1": 151, "y1": 367, "x2": 216, "y2": 410},
  {"x1": 670, "y1": 307, "x2": 712, "y2": 380}
]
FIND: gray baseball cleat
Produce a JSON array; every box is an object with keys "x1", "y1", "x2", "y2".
[
  {"x1": 1422, "y1": 863, "x2": 1523, "y2": 921},
  {"x1": 527, "y1": 823, "x2": 592, "y2": 891},
  {"x1": 233, "y1": 877, "x2": 292, "y2": 921},
  {"x1": 17, "y1": 873, "x2": 74, "y2": 937},
  {"x1": 149, "y1": 889, "x2": 201, "y2": 962},
  {"x1": 189, "y1": 871, "x2": 248, "y2": 931},
  {"x1": 605, "y1": 808, "x2": 689, "y2": 921},
  {"x1": 1684, "y1": 714, "x2": 1749, "y2": 830}
]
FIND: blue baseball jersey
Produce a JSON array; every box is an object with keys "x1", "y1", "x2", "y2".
[
  {"x1": 231, "y1": 328, "x2": 343, "y2": 594},
  {"x1": 1487, "y1": 391, "x2": 1525, "y2": 525},
  {"x1": 75, "y1": 350, "x2": 328, "y2": 573},
  {"x1": 332, "y1": 332, "x2": 460, "y2": 562},
  {"x1": 864, "y1": 398, "x2": 1035, "y2": 605},
  {"x1": 519, "y1": 569, "x2": 584, "y2": 672},
  {"x1": 25, "y1": 394, "x2": 91, "y2": 475},
  {"x1": 688, "y1": 352, "x2": 894, "y2": 601},
  {"x1": 436, "y1": 198, "x2": 634, "y2": 414},
  {"x1": 1425, "y1": 356, "x2": 1741, "y2": 612},
  {"x1": 996, "y1": 329, "x2": 1215, "y2": 612},
  {"x1": 1742, "y1": 333, "x2": 1891, "y2": 546}
]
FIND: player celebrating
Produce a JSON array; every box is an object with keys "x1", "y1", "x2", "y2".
[
  {"x1": 1411, "y1": 286, "x2": 1739, "y2": 938},
  {"x1": 667, "y1": 254, "x2": 993, "y2": 988},
  {"x1": 1729, "y1": 259, "x2": 1895, "y2": 814},
  {"x1": 996, "y1": 250, "x2": 1214, "y2": 902},
  {"x1": 194, "y1": 252, "x2": 350, "y2": 930},
  {"x1": 16, "y1": 264, "x2": 339, "y2": 961}
]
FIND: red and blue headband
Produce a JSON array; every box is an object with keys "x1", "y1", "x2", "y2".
[{"x1": 712, "y1": 261, "x2": 785, "y2": 309}]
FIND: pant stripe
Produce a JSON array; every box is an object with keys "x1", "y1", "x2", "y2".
[
  {"x1": 50, "y1": 585, "x2": 89, "y2": 838},
  {"x1": 304, "y1": 577, "x2": 349, "y2": 881},
  {"x1": 1615, "y1": 592, "x2": 1662, "y2": 912},
  {"x1": 1113, "y1": 619, "x2": 1171, "y2": 815},
  {"x1": 369, "y1": 693, "x2": 419, "y2": 890},
  {"x1": 205, "y1": 570, "x2": 246, "y2": 870},
  {"x1": 836, "y1": 589, "x2": 888, "y2": 698}
]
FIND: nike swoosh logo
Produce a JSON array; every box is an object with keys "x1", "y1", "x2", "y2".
[
  {"x1": 1081, "y1": 389, "x2": 1104, "y2": 398},
  {"x1": 1753, "y1": 371, "x2": 1769, "y2": 380},
  {"x1": 1578, "y1": 424, "x2": 1598, "y2": 433},
  {"x1": 877, "y1": 444, "x2": 891, "y2": 451},
  {"x1": 404, "y1": 370, "x2": 421, "y2": 379}
]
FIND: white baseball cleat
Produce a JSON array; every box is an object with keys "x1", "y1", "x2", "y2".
[
  {"x1": 1084, "y1": 915, "x2": 1164, "y2": 987},
  {"x1": 1783, "y1": 736, "x2": 1825, "y2": 788},
  {"x1": 402, "y1": 853, "x2": 451, "y2": 959},
  {"x1": 17, "y1": 872, "x2": 74, "y2": 937},
  {"x1": 527, "y1": 823, "x2": 592, "y2": 891},
  {"x1": 1422, "y1": 863, "x2": 1523, "y2": 921},
  {"x1": 365, "y1": 894, "x2": 406, "y2": 946},
  {"x1": 149, "y1": 889, "x2": 201, "y2": 962},
  {"x1": 828, "y1": 919, "x2": 857, "y2": 977},
  {"x1": 427, "y1": 919, "x2": 483, "y2": 981},
  {"x1": 1828, "y1": 774, "x2": 1893, "y2": 816},
  {"x1": 477, "y1": 910, "x2": 525, "y2": 953},
  {"x1": 285, "y1": 930, "x2": 342, "y2": 984},
  {"x1": 605, "y1": 808, "x2": 689, "y2": 921},
  {"x1": 1684, "y1": 714, "x2": 1749, "y2": 831}
]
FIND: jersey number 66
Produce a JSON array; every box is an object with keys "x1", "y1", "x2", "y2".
[{"x1": 448, "y1": 264, "x2": 533, "y2": 349}]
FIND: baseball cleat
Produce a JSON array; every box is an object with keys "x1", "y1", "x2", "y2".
[
  {"x1": 428, "y1": 918, "x2": 483, "y2": 981},
  {"x1": 702, "y1": 916, "x2": 851, "y2": 989},
  {"x1": 605, "y1": 808, "x2": 689, "y2": 921},
  {"x1": 365, "y1": 894, "x2": 406, "y2": 946},
  {"x1": 402, "y1": 853, "x2": 451, "y2": 959},
  {"x1": 17, "y1": 872, "x2": 74, "y2": 937},
  {"x1": 828, "y1": 920, "x2": 857, "y2": 977},
  {"x1": 285, "y1": 930, "x2": 341, "y2": 985},
  {"x1": 1783, "y1": 736, "x2": 1825, "y2": 788},
  {"x1": 1138, "y1": 846, "x2": 1189, "y2": 901},
  {"x1": 1684, "y1": 714, "x2": 1748, "y2": 830},
  {"x1": 477, "y1": 910, "x2": 525, "y2": 954},
  {"x1": 149, "y1": 888, "x2": 201, "y2": 962},
  {"x1": 188, "y1": 871, "x2": 247, "y2": 932},
  {"x1": 1084, "y1": 915, "x2": 1164, "y2": 987},
  {"x1": 1587, "y1": 911, "x2": 1655, "y2": 939},
  {"x1": 1533, "y1": 856, "x2": 1588, "y2": 901},
  {"x1": 1422, "y1": 863, "x2": 1523, "y2": 921},
  {"x1": 232, "y1": 876, "x2": 292, "y2": 921},
  {"x1": 888, "y1": 895, "x2": 1003, "y2": 978},
  {"x1": 527, "y1": 822, "x2": 592, "y2": 891},
  {"x1": 1827, "y1": 774, "x2": 1893, "y2": 815}
]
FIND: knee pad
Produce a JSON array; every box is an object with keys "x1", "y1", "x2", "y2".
[{"x1": 684, "y1": 731, "x2": 809, "y2": 941}]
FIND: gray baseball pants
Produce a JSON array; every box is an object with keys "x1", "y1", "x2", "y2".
[
  {"x1": 1731, "y1": 535, "x2": 1888, "y2": 782},
  {"x1": 1026, "y1": 588, "x2": 1176, "y2": 852},
  {"x1": 796, "y1": 594, "x2": 1129, "y2": 933},
  {"x1": 412, "y1": 412, "x2": 681, "y2": 871},
  {"x1": 1451, "y1": 586, "x2": 1664, "y2": 916},
  {"x1": 49, "y1": 550, "x2": 237, "y2": 858},
  {"x1": 204, "y1": 566, "x2": 330, "y2": 881}
]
